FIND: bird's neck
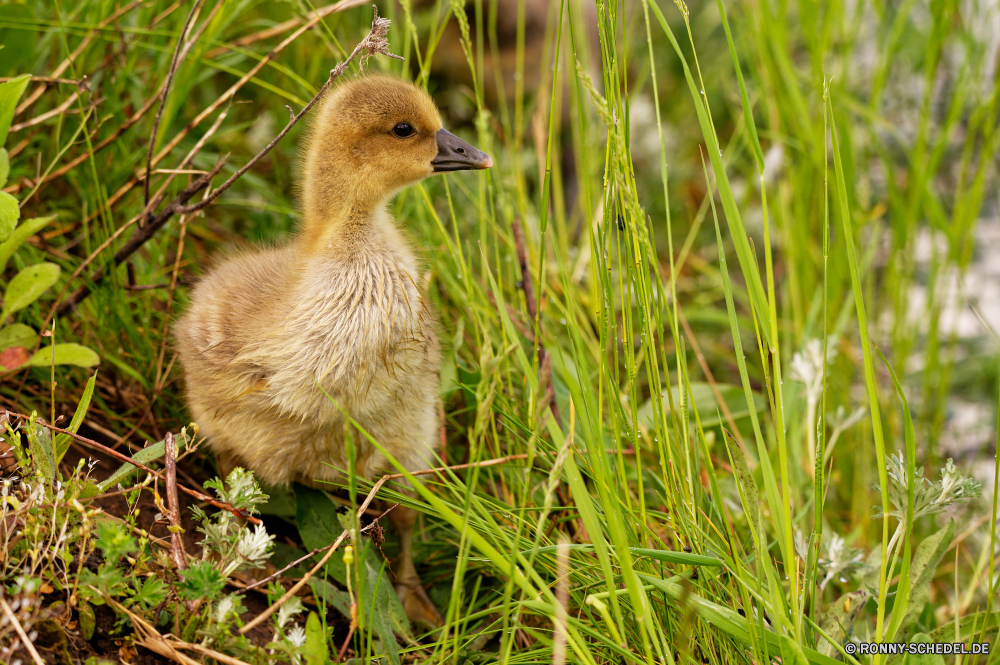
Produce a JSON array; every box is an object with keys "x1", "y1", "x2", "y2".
[{"x1": 298, "y1": 154, "x2": 388, "y2": 255}]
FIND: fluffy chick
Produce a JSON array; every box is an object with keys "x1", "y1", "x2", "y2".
[{"x1": 175, "y1": 74, "x2": 491, "y2": 626}]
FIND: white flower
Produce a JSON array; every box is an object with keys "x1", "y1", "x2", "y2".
[
  {"x1": 237, "y1": 523, "x2": 274, "y2": 566},
  {"x1": 276, "y1": 596, "x2": 304, "y2": 630},
  {"x1": 286, "y1": 625, "x2": 307, "y2": 648},
  {"x1": 216, "y1": 595, "x2": 237, "y2": 623}
]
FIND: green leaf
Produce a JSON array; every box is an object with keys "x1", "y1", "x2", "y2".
[
  {"x1": 78, "y1": 600, "x2": 96, "y2": 640},
  {"x1": 780, "y1": 634, "x2": 810, "y2": 665},
  {"x1": 0, "y1": 323, "x2": 35, "y2": 350},
  {"x1": 817, "y1": 590, "x2": 869, "y2": 657},
  {"x1": 295, "y1": 484, "x2": 410, "y2": 657},
  {"x1": 302, "y1": 612, "x2": 329, "y2": 665},
  {"x1": 95, "y1": 521, "x2": 137, "y2": 563},
  {"x1": 0, "y1": 147, "x2": 8, "y2": 188},
  {"x1": 133, "y1": 576, "x2": 168, "y2": 609},
  {"x1": 0, "y1": 75, "x2": 29, "y2": 147},
  {"x1": 295, "y1": 485, "x2": 350, "y2": 585},
  {"x1": 27, "y1": 343, "x2": 99, "y2": 368},
  {"x1": 629, "y1": 547, "x2": 724, "y2": 567},
  {"x1": 2, "y1": 262, "x2": 60, "y2": 320},
  {"x1": 896, "y1": 521, "x2": 955, "y2": 640},
  {"x1": 178, "y1": 561, "x2": 225, "y2": 600},
  {"x1": 900, "y1": 633, "x2": 946, "y2": 665},
  {"x1": 27, "y1": 417, "x2": 55, "y2": 485},
  {"x1": 0, "y1": 215, "x2": 57, "y2": 273},
  {"x1": 0, "y1": 190, "x2": 18, "y2": 243},
  {"x1": 54, "y1": 372, "x2": 97, "y2": 463}
]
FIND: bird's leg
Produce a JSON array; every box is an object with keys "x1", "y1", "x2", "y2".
[
  {"x1": 388, "y1": 502, "x2": 441, "y2": 628},
  {"x1": 216, "y1": 450, "x2": 238, "y2": 484}
]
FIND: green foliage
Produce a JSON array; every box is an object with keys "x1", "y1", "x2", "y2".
[
  {"x1": 296, "y1": 485, "x2": 410, "y2": 663},
  {"x1": 191, "y1": 468, "x2": 273, "y2": 576},
  {"x1": 875, "y1": 454, "x2": 983, "y2": 522},
  {"x1": 177, "y1": 560, "x2": 226, "y2": 601},
  {"x1": 0, "y1": 75, "x2": 30, "y2": 147},
  {"x1": 0, "y1": 77, "x2": 96, "y2": 373},
  {"x1": 303, "y1": 612, "x2": 330, "y2": 665},
  {"x1": 0, "y1": 190, "x2": 17, "y2": 242},
  {"x1": 94, "y1": 521, "x2": 138, "y2": 563},
  {"x1": 2, "y1": 262, "x2": 60, "y2": 320},
  {"x1": 26, "y1": 342, "x2": 100, "y2": 368}
]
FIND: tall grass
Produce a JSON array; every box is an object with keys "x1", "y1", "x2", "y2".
[{"x1": 2, "y1": 0, "x2": 998, "y2": 661}]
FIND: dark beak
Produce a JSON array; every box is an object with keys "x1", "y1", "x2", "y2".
[{"x1": 432, "y1": 129, "x2": 493, "y2": 172}]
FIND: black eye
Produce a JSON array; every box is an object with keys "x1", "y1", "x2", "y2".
[{"x1": 392, "y1": 122, "x2": 415, "y2": 138}]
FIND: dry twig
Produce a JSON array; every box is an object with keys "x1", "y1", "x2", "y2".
[{"x1": 164, "y1": 432, "x2": 187, "y2": 569}]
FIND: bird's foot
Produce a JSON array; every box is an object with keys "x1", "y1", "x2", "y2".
[{"x1": 395, "y1": 578, "x2": 442, "y2": 629}]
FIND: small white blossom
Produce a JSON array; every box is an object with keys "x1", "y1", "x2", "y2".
[
  {"x1": 276, "y1": 596, "x2": 304, "y2": 630},
  {"x1": 286, "y1": 625, "x2": 307, "y2": 648}
]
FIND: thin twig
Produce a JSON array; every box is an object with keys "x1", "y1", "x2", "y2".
[
  {"x1": 337, "y1": 623, "x2": 357, "y2": 662},
  {"x1": 164, "y1": 432, "x2": 187, "y2": 570},
  {"x1": 7, "y1": 412, "x2": 260, "y2": 525},
  {"x1": 0, "y1": 596, "x2": 45, "y2": 665},
  {"x1": 237, "y1": 452, "x2": 528, "y2": 635},
  {"x1": 145, "y1": 0, "x2": 208, "y2": 209},
  {"x1": 511, "y1": 218, "x2": 561, "y2": 426}
]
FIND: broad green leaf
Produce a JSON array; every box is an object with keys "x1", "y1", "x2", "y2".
[
  {"x1": 295, "y1": 485, "x2": 349, "y2": 585},
  {"x1": 27, "y1": 343, "x2": 99, "y2": 368},
  {"x1": 0, "y1": 323, "x2": 35, "y2": 350},
  {"x1": 55, "y1": 372, "x2": 97, "y2": 463},
  {"x1": 0, "y1": 75, "x2": 30, "y2": 147},
  {"x1": 0, "y1": 215, "x2": 56, "y2": 272},
  {"x1": 0, "y1": 147, "x2": 8, "y2": 188},
  {"x1": 896, "y1": 521, "x2": 955, "y2": 640},
  {"x1": 780, "y1": 634, "x2": 810, "y2": 665},
  {"x1": 364, "y1": 561, "x2": 404, "y2": 665},
  {"x1": 900, "y1": 633, "x2": 946, "y2": 665},
  {"x1": 302, "y1": 612, "x2": 329, "y2": 665},
  {"x1": 295, "y1": 484, "x2": 411, "y2": 655},
  {"x1": 817, "y1": 590, "x2": 869, "y2": 657},
  {"x1": 2, "y1": 262, "x2": 60, "y2": 320},
  {"x1": 79, "y1": 600, "x2": 96, "y2": 640},
  {"x1": 0, "y1": 191, "x2": 18, "y2": 243},
  {"x1": 27, "y1": 417, "x2": 55, "y2": 485}
]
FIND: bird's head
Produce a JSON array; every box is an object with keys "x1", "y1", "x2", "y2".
[{"x1": 302, "y1": 75, "x2": 491, "y2": 220}]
